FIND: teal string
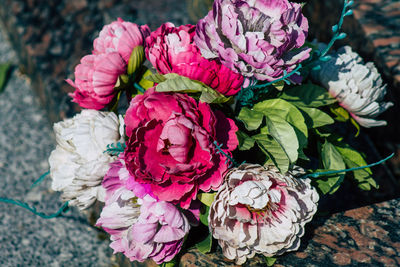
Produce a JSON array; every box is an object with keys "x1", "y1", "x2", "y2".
[
  {"x1": 134, "y1": 82, "x2": 145, "y2": 93},
  {"x1": 0, "y1": 198, "x2": 69, "y2": 219},
  {"x1": 30, "y1": 171, "x2": 50, "y2": 189},
  {"x1": 302, "y1": 153, "x2": 394, "y2": 179},
  {"x1": 318, "y1": 0, "x2": 353, "y2": 59},
  {"x1": 246, "y1": 64, "x2": 303, "y2": 90},
  {"x1": 213, "y1": 141, "x2": 239, "y2": 167}
]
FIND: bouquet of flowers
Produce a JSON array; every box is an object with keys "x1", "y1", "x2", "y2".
[{"x1": 44, "y1": 0, "x2": 393, "y2": 265}]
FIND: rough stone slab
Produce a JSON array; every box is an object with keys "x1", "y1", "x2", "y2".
[
  {"x1": 0, "y1": 0, "x2": 191, "y2": 123},
  {"x1": 276, "y1": 198, "x2": 400, "y2": 266},
  {"x1": 0, "y1": 25, "x2": 113, "y2": 267}
]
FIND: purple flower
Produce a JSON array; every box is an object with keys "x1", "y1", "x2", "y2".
[
  {"x1": 194, "y1": 0, "x2": 311, "y2": 81},
  {"x1": 96, "y1": 156, "x2": 190, "y2": 264}
]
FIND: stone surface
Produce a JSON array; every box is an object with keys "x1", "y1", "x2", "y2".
[
  {"x1": 276, "y1": 198, "x2": 400, "y2": 266},
  {"x1": 0, "y1": 0, "x2": 191, "y2": 123},
  {"x1": 0, "y1": 26, "x2": 113, "y2": 267}
]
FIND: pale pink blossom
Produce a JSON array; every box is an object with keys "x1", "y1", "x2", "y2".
[
  {"x1": 67, "y1": 52, "x2": 126, "y2": 109},
  {"x1": 94, "y1": 18, "x2": 150, "y2": 64}
]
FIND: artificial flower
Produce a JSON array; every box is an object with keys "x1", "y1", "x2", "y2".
[
  {"x1": 209, "y1": 164, "x2": 319, "y2": 264},
  {"x1": 194, "y1": 0, "x2": 311, "y2": 81},
  {"x1": 67, "y1": 52, "x2": 126, "y2": 109},
  {"x1": 49, "y1": 110, "x2": 124, "y2": 209},
  {"x1": 146, "y1": 23, "x2": 245, "y2": 96},
  {"x1": 313, "y1": 45, "x2": 393, "y2": 127},
  {"x1": 124, "y1": 88, "x2": 238, "y2": 209},
  {"x1": 97, "y1": 164, "x2": 190, "y2": 264},
  {"x1": 93, "y1": 18, "x2": 150, "y2": 64}
]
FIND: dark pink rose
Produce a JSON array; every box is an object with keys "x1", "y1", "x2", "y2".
[
  {"x1": 146, "y1": 23, "x2": 246, "y2": 96},
  {"x1": 124, "y1": 88, "x2": 238, "y2": 209}
]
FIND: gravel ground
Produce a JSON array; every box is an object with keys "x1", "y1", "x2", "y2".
[{"x1": 0, "y1": 25, "x2": 113, "y2": 267}]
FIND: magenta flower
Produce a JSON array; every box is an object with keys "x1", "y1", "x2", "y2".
[
  {"x1": 146, "y1": 23, "x2": 245, "y2": 96},
  {"x1": 124, "y1": 88, "x2": 238, "y2": 209},
  {"x1": 67, "y1": 52, "x2": 126, "y2": 109},
  {"x1": 97, "y1": 160, "x2": 190, "y2": 264},
  {"x1": 194, "y1": 0, "x2": 311, "y2": 81},
  {"x1": 94, "y1": 18, "x2": 150, "y2": 64}
]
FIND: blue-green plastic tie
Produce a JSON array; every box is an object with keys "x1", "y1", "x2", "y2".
[
  {"x1": 134, "y1": 82, "x2": 145, "y2": 93},
  {"x1": 30, "y1": 171, "x2": 50, "y2": 189},
  {"x1": 246, "y1": 64, "x2": 303, "y2": 90},
  {"x1": 0, "y1": 198, "x2": 69, "y2": 219},
  {"x1": 302, "y1": 153, "x2": 394, "y2": 179},
  {"x1": 318, "y1": 0, "x2": 352, "y2": 59},
  {"x1": 213, "y1": 141, "x2": 239, "y2": 167}
]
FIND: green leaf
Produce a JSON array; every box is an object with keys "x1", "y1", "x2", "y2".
[
  {"x1": 236, "y1": 131, "x2": 256, "y2": 151},
  {"x1": 350, "y1": 117, "x2": 361, "y2": 137},
  {"x1": 253, "y1": 133, "x2": 290, "y2": 173},
  {"x1": 280, "y1": 84, "x2": 336, "y2": 107},
  {"x1": 196, "y1": 233, "x2": 212, "y2": 254},
  {"x1": 159, "y1": 258, "x2": 178, "y2": 267},
  {"x1": 264, "y1": 257, "x2": 277, "y2": 267},
  {"x1": 200, "y1": 206, "x2": 210, "y2": 226},
  {"x1": 334, "y1": 144, "x2": 378, "y2": 190},
  {"x1": 197, "y1": 192, "x2": 216, "y2": 207},
  {"x1": 0, "y1": 63, "x2": 11, "y2": 93},
  {"x1": 138, "y1": 69, "x2": 155, "y2": 90},
  {"x1": 299, "y1": 107, "x2": 335, "y2": 128},
  {"x1": 237, "y1": 107, "x2": 264, "y2": 131},
  {"x1": 127, "y1": 46, "x2": 145, "y2": 75},
  {"x1": 330, "y1": 105, "x2": 350, "y2": 122},
  {"x1": 155, "y1": 73, "x2": 230, "y2": 103},
  {"x1": 264, "y1": 113, "x2": 299, "y2": 163},
  {"x1": 253, "y1": 99, "x2": 307, "y2": 160},
  {"x1": 145, "y1": 73, "x2": 167, "y2": 83},
  {"x1": 315, "y1": 141, "x2": 346, "y2": 194},
  {"x1": 272, "y1": 80, "x2": 285, "y2": 91}
]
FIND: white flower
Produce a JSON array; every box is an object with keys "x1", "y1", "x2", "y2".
[
  {"x1": 49, "y1": 110, "x2": 124, "y2": 209},
  {"x1": 209, "y1": 164, "x2": 319, "y2": 264},
  {"x1": 313, "y1": 45, "x2": 393, "y2": 127}
]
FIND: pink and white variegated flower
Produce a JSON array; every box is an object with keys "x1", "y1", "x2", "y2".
[
  {"x1": 209, "y1": 164, "x2": 319, "y2": 264},
  {"x1": 194, "y1": 0, "x2": 311, "y2": 82},
  {"x1": 96, "y1": 157, "x2": 190, "y2": 264}
]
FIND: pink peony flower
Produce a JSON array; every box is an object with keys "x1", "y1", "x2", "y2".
[
  {"x1": 209, "y1": 164, "x2": 319, "y2": 264},
  {"x1": 128, "y1": 198, "x2": 190, "y2": 264},
  {"x1": 124, "y1": 88, "x2": 238, "y2": 209},
  {"x1": 97, "y1": 163, "x2": 190, "y2": 264},
  {"x1": 194, "y1": 0, "x2": 311, "y2": 81},
  {"x1": 67, "y1": 52, "x2": 126, "y2": 109},
  {"x1": 146, "y1": 23, "x2": 245, "y2": 96},
  {"x1": 94, "y1": 18, "x2": 150, "y2": 64}
]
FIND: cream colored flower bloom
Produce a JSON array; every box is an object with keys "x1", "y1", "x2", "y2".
[
  {"x1": 49, "y1": 110, "x2": 124, "y2": 209},
  {"x1": 209, "y1": 164, "x2": 319, "y2": 264},
  {"x1": 314, "y1": 45, "x2": 393, "y2": 127}
]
